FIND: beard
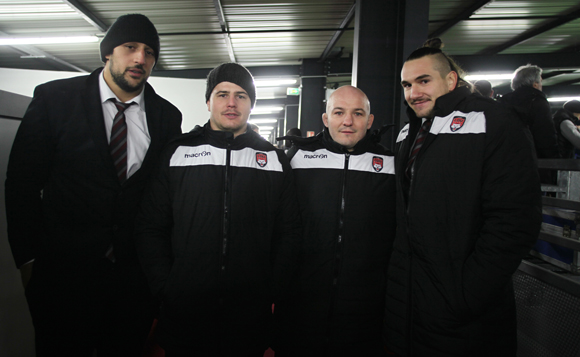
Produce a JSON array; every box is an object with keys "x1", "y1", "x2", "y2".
[{"x1": 108, "y1": 60, "x2": 147, "y2": 94}]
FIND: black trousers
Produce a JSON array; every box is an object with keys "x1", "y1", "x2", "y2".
[{"x1": 25, "y1": 257, "x2": 155, "y2": 357}]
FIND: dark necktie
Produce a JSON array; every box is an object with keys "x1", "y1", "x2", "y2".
[
  {"x1": 109, "y1": 100, "x2": 134, "y2": 183},
  {"x1": 405, "y1": 119, "x2": 432, "y2": 180}
]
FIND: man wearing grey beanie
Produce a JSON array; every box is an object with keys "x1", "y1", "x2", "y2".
[
  {"x1": 135, "y1": 62, "x2": 302, "y2": 356},
  {"x1": 6, "y1": 13, "x2": 182, "y2": 356}
]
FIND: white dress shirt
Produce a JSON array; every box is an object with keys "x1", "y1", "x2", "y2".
[{"x1": 99, "y1": 71, "x2": 151, "y2": 179}]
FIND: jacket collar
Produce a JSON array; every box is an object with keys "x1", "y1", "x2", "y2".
[
  {"x1": 201, "y1": 120, "x2": 260, "y2": 148},
  {"x1": 320, "y1": 127, "x2": 378, "y2": 155}
]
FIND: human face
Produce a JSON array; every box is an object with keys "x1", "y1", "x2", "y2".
[
  {"x1": 104, "y1": 42, "x2": 155, "y2": 100},
  {"x1": 401, "y1": 56, "x2": 458, "y2": 119},
  {"x1": 322, "y1": 86, "x2": 374, "y2": 151},
  {"x1": 207, "y1": 81, "x2": 252, "y2": 137},
  {"x1": 533, "y1": 78, "x2": 543, "y2": 91}
]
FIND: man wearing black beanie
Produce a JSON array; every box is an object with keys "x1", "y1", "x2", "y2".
[
  {"x1": 6, "y1": 13, "x2": 182, "y2": 356},
  {"x1": 135, "y1": 63, "x2": 302, "y2": 356}
]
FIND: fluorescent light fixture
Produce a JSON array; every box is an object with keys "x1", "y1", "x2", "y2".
[
  {"x1": 260, "y1": 134, "x2": 271, "y2": 139},
  {"x1": 249, "y1": 119, "x2": 278, "y2": 124},
  {"x1": 547, "y1": 96, "x2": 580, "y2": 102},
  {"x1": 255, "y1": 79, "x2": 297, "y2": 87},
  {"x1": 464, "y1": 74, "x2": 514, "y2": 81},
  {"x1": 251, "y1": 106, "x2": 284, "y2": 114},
  {"x1": 0, "y1": 36, "x2": 99, "y2": 46},
  {"x1": 257, "y1": 126, "x2": 274, "y2": 131}
]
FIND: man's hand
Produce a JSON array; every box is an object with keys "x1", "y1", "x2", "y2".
[{"x1": 19, "y1": 261, "x2": 34, "y2": 289}]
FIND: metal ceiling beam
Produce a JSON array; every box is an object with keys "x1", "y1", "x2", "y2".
[
  {"x1": 319, "y1": 3, "x2": 355, "y2": 62},
  {"x1": 478, "y1": 5, "x2": 580, "y2": 55},
  {"x1": 541, "y1": 70, "x2": 577, "y2": 80},
  {"x1": 213, "y1": 0, "x2": 236, "y2": 63},
  {"x1": 554, "y1": 42, "x2": 580, "y2": 53},
  {"x1": 61, "y1": 0, "x2": 108, "y2": 32},
  {"x1": 429, "y1": 0, "x2": 491, "y2": 38},
  {"x1": 453, "y1": 53, "x2": 580, "y2": 73},
  {"x1": 0, "y1": 30, "x2": 87, "y2": 72}
]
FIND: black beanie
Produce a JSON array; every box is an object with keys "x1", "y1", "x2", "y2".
[
  {"x1": 100, "y1": 14, "x2": 160, "y2": 65},
  {"x1": 205, "y1": 63, "x2": 256, "y2": 108},
  {"x1": 564, "y1": 100, "x2": 580, "y2": 114}
]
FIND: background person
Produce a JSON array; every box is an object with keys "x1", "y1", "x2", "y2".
[{"x1": 553, "y1": 99, "x2": 580, "y2": 158}]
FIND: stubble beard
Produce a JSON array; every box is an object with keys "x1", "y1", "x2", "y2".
[{"x1": 109, "y1": 60, "x2": 146, "y2": 94}]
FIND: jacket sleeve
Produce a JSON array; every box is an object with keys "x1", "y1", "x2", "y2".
[
  {"x1": 5, "y1": 85, "x2": 55, "y2": 268},
  {"x1": 271, "y1": 151, "x2": 302, "y2": 303},
  {"x1": 560, "y1": 120, "x2": 580, "y2": 150},
  {"x1": 462, "y1": 106, "x2": 542, "y2": 315},
  {"x1": 134, "y1": 148, "x2": 175, "y2": 299}
]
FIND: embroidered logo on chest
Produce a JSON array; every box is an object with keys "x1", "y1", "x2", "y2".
[
  {"x1": 450, "y1": 116, "x2": 466, "y2": 132},
  {"x1": 256, "y1": 152, "x2": 268, "y2": 167},
  {"x1": 372, "y1": 156, "x2": 383, "y2": 172}
]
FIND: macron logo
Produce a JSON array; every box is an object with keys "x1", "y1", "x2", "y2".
[
  {"x1": 304, "y1": 154, "x2": 328, "y2": 159},
  {"x1": 185, "y1": 151, "x2": 211, "y2": 158}
]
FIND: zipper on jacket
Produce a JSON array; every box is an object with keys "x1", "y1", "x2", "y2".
[
  {"x1": 399, "y1": 139, "x2": 416, "y2": 356},
  {"x1": 327, "y1": 152, "x2": 350, "y2": 333},
  {"x1": 335, "y1": 152, "x2": 349, "y2": 286},
  {"x1": 220, "y1": 144, "x2": 231, "y2": 280}
]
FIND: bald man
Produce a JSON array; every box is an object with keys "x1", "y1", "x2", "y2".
[{"x1": 274, "y1": 86, "x2": 396, "y2": 357}]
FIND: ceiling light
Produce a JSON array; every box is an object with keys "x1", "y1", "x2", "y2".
[
  {"x1": 257, "y1": 126, "x2": 274, "y2": 131},
  {"x1": 464, "y1": 74, "x2": 514, "y2": 81},
  {"x1": 547, "y1": 96, "x2": 580, "y2": 102},
  {"x1": 251, "y1": 106, "x2": 284, "y2": 114},
  {"x1": 255, "y1": 79, "x2": 297, "y2": 87},
  {"x1": 249, "y1": 119, "x2": 278, "y2": 124},
  {"x1": 0, "y1": 36, "x2": 99, "y2": 46}
]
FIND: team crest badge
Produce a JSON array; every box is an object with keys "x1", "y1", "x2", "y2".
[
  {"x1": 372, "y1": 156, "x2": 383, "y2": 172},
  {"x1": 256, "y1": 152, "x2": 268, "y2": 167},
  {"x1": 450, "y1": 116, "x2": 466, "y2": 132}
]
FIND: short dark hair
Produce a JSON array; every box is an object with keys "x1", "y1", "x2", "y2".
[
  {"x1": 405, "y1": 38, "x2": 471, "y2": 90},
  {"x1": 474, "y1": 80, "x2": 493, "y2": 98}
]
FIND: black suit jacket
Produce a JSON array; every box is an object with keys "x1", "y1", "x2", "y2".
[{"x1": 5, "y1": 68, "x2": 182, "y2": 270}]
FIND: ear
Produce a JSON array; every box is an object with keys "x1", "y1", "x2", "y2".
[
  {"x1": 366, "y1": 114, "x2": 375, "y2": 129},
  {"x1": 206, "y1": 100, "x2": 211, "y2": 112},
  {"x1": 447, "y1": 71, "x2": 458, "y2": 90},
  {"x1": 532, "y1": 82, "x2": 541, "y2": 90},
  {"x1": 322, "y1": 113, "x2": 329, "y2": 128}
]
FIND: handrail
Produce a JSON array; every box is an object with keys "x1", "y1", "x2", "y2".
[
  {"x1": 537, "y1": 159, "x2": 580, "y2": 171},
  {"x1": 518, "y1": 260, "x2": 580, "y2": 298},
  {"x1": 542, "y1": 196, "x2": 580, "y2": 211},
  {"x1": 538, "y1": 231, "x2": 580, "y2": 252}
]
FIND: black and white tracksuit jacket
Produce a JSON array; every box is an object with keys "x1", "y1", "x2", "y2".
[
  {"x1": 383, "y1": 87, "x2": 542, "y2": 356},
  {"x1": 275, "y1": 129, "x2": 396, "y2": 356},
  {"x1": 135, "y1": 121, "x2": 302, "y2": 355}
]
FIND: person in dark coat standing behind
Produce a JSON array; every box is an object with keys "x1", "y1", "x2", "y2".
[
  {"x1": 5, "y1": 14, "x2": 182, "y2": 356},
  {"x1": 383, "y1": 39, "x2": 541, "y2": 356},
  {"x1": 499, "y1": 64, "x2": 559, "y2": 159},
  {"x1": 553, "y1": 100, "x2": 580, "y2": 158},
  {"x1": 274, "y1": 86, "x2": 396, "y2": 357}
]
